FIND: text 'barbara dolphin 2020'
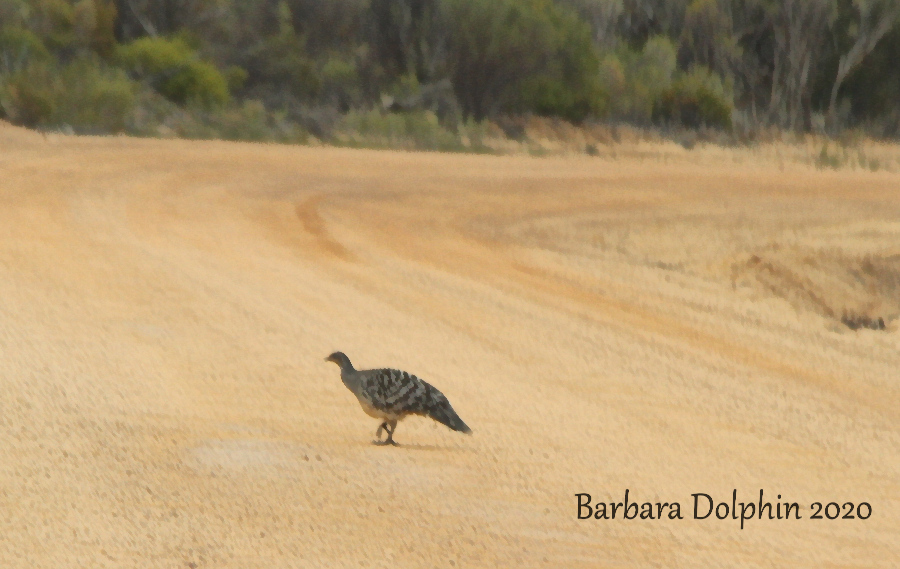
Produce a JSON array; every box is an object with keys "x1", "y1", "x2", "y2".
[{"x1": 576, "y1": 490, "x2": 871, "y2": 529}]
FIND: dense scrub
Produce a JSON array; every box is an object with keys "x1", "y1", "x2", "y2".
[{"x1": 0, "y1": 0, "x2": 898, "y2": 145}]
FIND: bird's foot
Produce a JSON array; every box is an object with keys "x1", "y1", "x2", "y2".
[{"x1": 373, "y1": 421, "x2": 398, "y2": 445}]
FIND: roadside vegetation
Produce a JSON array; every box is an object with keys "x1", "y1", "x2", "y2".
[{"x1": 1, "y1": 0, "x2": 899, "y2": 152}]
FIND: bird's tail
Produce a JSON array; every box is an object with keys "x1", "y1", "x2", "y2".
[{"x1": 429, "y1": 402, "x2": 472, "y2": 434}]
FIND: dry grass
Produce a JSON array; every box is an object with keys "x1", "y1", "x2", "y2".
[
  {"x1": 480, "y1": 116, "x2": 900, "y2": 172},
  {"x1": 1, "y1": 120, "x2": 899, "y2": 568}
]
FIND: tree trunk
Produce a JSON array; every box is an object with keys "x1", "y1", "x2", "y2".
[
  {"x1": 768, "y1": 0, "x2": 833, "y2": 131},
  {"x1": 827, "y1": 2, "x2": 900, "y2": 133}
]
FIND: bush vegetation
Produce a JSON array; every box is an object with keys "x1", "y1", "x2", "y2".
[
  {"x1": 0, "y1": 0, "x2": 899, "y2": 146},
  {"x1": 115, "y1": 36, "x2": 229, "y2": 108}
]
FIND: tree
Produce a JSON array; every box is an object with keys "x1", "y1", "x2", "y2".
[
  {"x1": 369, "y1": 0, "x2": 447, "y2": 83},
  {"x1": 617, "y1": 0, "x2": 689, "y2": 47},
  {"x1": 560, "y1": 0, "x2": 624, "y2": 48},
  {"x1": 768, "y1": 0, "x2": 836, "y2": 131},
  {"x1": 678, "y1": 0, "x2": 737, "y2": 76},
  {"x1": 241, "y1": 1, "x2": 319, "y2": 103},
  {"x1": 113, "y1": 0, "x2": 221, "y2": 41},
  {"x1": 827, "y1": 0, "x2": 900, "y2": 130},
  {"x1": 446, "y1": 0, "x2": 602, "y2": 121},
  {"x1": 726, "y1": 0, "x2": 775, "y2": 127}
]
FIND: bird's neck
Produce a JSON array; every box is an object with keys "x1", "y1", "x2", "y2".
[{"x1": 340, "y1": 368, "x2": 361, "y2": 393}]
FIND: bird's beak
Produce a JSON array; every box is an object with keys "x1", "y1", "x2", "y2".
[{"x1": 324, "y1": 357, "x2": 330, "y2": 362}]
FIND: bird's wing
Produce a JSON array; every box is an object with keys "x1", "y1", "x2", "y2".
[
  {"x1": 361, "y1": 369, "x2": 470, "y2": 433},
  {"x1": 359, "y1": 368, "x2": 427, "y2": 414}
]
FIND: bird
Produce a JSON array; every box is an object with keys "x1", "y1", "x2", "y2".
[{"x1": 325, "y1": 352, "x2": 471, "y2": 445}]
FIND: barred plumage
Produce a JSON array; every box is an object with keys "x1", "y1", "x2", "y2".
[{"x1": 325, "y1": 352, "x2": 471, "y2": 445}]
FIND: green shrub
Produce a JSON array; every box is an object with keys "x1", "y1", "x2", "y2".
[
  {"x1": 158, "y1": 99, "x2": 309, "y2": 144},
  {"x1": 72, "y1": 0, "x2": 117, "y2": 57},
  {"x1": 247, "y1": 35, "x2": 319, "y2": 100},
  {"x1": 654, "y1": 66, "x2": 732, "y2": 129},
  {"x1": 0, "y1": 59, "x2": 56, "y2": 126},
  {"x1": 55, "y1": 56, "x2": 135, "y2": 132},
  {"x1": 337, "y1": 109, "x2": 479, "y2": 152},
  {"x1": 116, "y1": 36, "x2": 229, "y2": 108},
  {"x1": 0, "y1": 55, "x2": 135, "y2": 130},
  {"x1": 446, "y1": 0, "x2": 604, "y2": 122},
  {"x1": 598, "y1": 52, "x2": 626, "y2": 98},
  {"x1": 0, "y1": 27, "x2": 51, "y2": 69},
  {"x1": 321, "y1": 55, "x2": 361, "y2": 109},
  {"x1": 224, "y1": 66, "x2": 248, "y2": 92},
  {"x1": 27, "y1": 0, "x2": 76, "y2": 51},
  {"x1": 601, "y1": 35, "x2": 676, "y2": 123},
  {"x1": 519, "y1": 1, "x2": 606, "y2": 121},
  {"x1": 165, "y1": 58, "x2": 229, "y2": 108},
  {"x1": 241, "y1": 2, "x2": 320, "y2": 100}
]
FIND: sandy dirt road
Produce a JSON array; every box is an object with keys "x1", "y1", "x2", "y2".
[{"x1": 1, "y1": 123, "x2": 899, "y2": 568}]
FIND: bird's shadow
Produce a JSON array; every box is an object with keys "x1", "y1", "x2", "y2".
[{"x1": 367, "y1": 441, "x2": 467, "y2": 452}]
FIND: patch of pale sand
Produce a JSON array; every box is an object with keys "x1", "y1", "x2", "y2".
[{"x1": 0, "y1": 128, "x2": 898, "y2": 568}]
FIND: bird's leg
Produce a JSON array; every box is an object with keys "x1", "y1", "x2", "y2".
[
  {"x1": 374, "y1": 420, "x2": 399, "y2": 446},
  {"x1": 384, "y1": 420, "x2": 399, "y2": 446},
  {"x1": 374, "y1": 421, "x2": 388, "y2": 442}
]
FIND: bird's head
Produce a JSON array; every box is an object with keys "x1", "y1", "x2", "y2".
[{"x1": 325, "y1": 351, "x2": 354, "y2": 371}]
